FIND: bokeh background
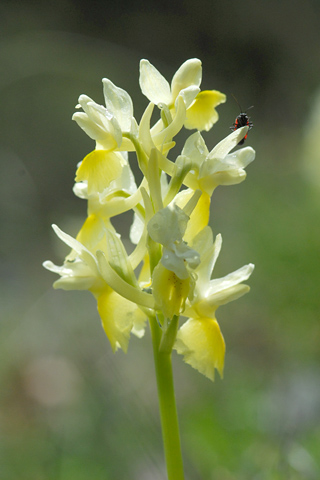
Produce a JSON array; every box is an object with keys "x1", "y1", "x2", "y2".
[{"x1": 1, "y1": 1, "x2": 320, "y2": 479}]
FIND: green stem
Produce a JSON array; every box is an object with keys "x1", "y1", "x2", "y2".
[{"x1": 149, "y1": 315, "x2": 185, "y2": 480}]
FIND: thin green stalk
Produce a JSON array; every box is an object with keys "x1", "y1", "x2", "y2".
[{"x1": 149, "y1": 315, "x2": 185, "y2": 480}]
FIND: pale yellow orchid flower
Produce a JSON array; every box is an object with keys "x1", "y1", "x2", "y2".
[{"x1": 174, "y1": 227, "x2": 254, "y2": 380}]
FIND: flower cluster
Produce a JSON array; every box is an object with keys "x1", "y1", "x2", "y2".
[{"x1": 44, "y1": 59, "x2": 255, "y2": 381}]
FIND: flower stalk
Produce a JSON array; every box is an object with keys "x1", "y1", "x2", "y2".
[
  {"x1": 43, "y1": 58, "x2": 256, "y2": 478},
  {"x1": 149, "y1": 314, "x2": 184, "y2": 480}
]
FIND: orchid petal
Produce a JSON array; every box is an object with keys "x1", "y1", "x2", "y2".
[
  {"x1": 174, "y1": 317, "x2": 225, "y2": 381},
  {"x1": 185, "y1": 90, "x2": 226, "y2": 131},
  {"x1": 171, "y1": 58, "x2": 202, "y2": 101},
  {"x1": 139, "y1": 59, "x2": 171, "y2": 105},
  {"x1": 76, "y1": 150, "x2": 124, "y2": 195},
  {"x1": 177, "y1": 85, "x2": 200, "y2": 110},
  {"x1": 206, "y1": 263, "x2": 255, "y2": 297},
  {"x1": 97, "y1": 289, "x2": 146, "y2": 353},
  {"x1": 102, "y1": 79, "x2": 134, "y2": 132},
  {"x1": 208, "y1": 127, "x2": 248, "y2": 160}
]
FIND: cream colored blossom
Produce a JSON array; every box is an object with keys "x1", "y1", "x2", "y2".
[
  {"x1": 139, "y1": 59, "x2": 226, "y2": 132},
  {"x1": 174, "y1": 227, "x2": 254, "y2": 380},
  {"x1": 43, "y1": 220, "x2": 153, "y2": 352},
  {"x1": 179, "y1": 129, "x2": 255, "y2": 195},
  {"x1": 44, "y1": 58, "x2": 255, "y2": 376}
]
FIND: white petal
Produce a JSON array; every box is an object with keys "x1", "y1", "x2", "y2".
[
  {"x1": 139, "y1": 59, "x2": 171, "y2": 105},
  {"x1": 130, "y1": 212, "x2": 145, "y2": 245},
  {"x1": 206, "y1": 168, "x2": 247, "y2": 187},
  {"x1": 192, "y1": 231, "x2": 222, "y2": 293},
  {"x1": 130, "y1": 117, "x2": 139, "y2": 137},
  {"x1": 178, "y1": 85, "x2": 200, "y2": 109},
  {"x1": 198, "y1": 165, "x2": 247, "y2": 193},
  {"x1": 43, "y1": 260, "x2": 97, "y2": 290},
  {"x1": 208, "y1": 127, "x2": 249, "y2": 160},
  {"x1": 102, "y1": 79, "x2": 134, "y2": 132},
  {"x1": 73, "y1": 181, "x2": 88, "y2": 199},
  {"x1": 88, "y1": 102, "x2": 123, "y2": 148},
  {"x1": 152, "y1": 95, "x2": 186, "y2": 146},
  {"x1": 206, "y1": 263, "x2": 255, "y2": 297},
  {"x1": 224, "y1": 146, "x2": 256, "y2": 169},
  {"x1": 52, "y1": 224, "x2": 85, "y2": 255},
  {"x1": 77, "y1": 94, "x2": 98, "y2": 118},
  {"x1": 196, "y1": 284, "x2": 251, "y2": 316},
  {"x1": 116, "y1": 162, "x2": 137, "y2": 193},
  {"x1": 51, "y1": 224, "x2": 98, "y2": 274},
  {"x1": 72, "y1": 112, "x2": 106, "y2": 142},
  {"x1": 171, "y1": 58, "x2": 202, "y2": 101},
  {"x1": 43, "y1": 260, "x2": 67, "y2": 275},
  {"x1": 199, "y1": 145, "x2": 254, "y2": 191},
  {"x1": 139, "y1": 102, "x2": 156, "y2": 154},
  {"x1": 128, "y1": 223, "x2": 148, "y2": 270},
  {"x1": 53, "y1": 276, "x2": 96, "y2": 291},
  {"x1": 210, "y1": 234, "x2": 222, "y2": 272},
  {"x1": 201, "y1": 232, "x2": 222, "y2": 278},
  {"x1": 181, "y1": 131, "x2": 208, "y2": 167}
]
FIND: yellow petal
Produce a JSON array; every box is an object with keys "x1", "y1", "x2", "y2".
[
  {"x1": 75, "y1": 150, "x2": 124, "y2": 195},
  {"x1": 152, "y1": 263, "x2": 190, "y2": 319},
  {"x1": 174, "y1": 317, "x2": 225, "y2": 381},
  {"x1": 138, "y1": 254, "x2": 151, "y2": 284},
  {"x1": 76, "y1": 214, "x2": 105, "y2": 250},
  {"x1": 185, "y1": 191, "x2": 210, "y2": 243},
  {"x1": 185, "y1": 90, "x2": 226, "y2": 131},
  {"x1": 174, "y1": 189, "x2": 210, "y2": 243},
  {"x1": 97, "y1": 288, "x2": 145, "y2": 353}
]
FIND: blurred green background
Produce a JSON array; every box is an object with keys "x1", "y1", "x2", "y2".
[{"x1": 1, "y1": 1, "x2": 320, "y2": 479}]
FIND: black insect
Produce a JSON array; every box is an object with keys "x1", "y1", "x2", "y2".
[{"x1": 230, "y1": 95, "x2": 253, "y2": 145}]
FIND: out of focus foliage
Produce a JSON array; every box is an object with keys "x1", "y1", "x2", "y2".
[{"x1": 1, "y1": 1, "x2": 320, "y2": 478}]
